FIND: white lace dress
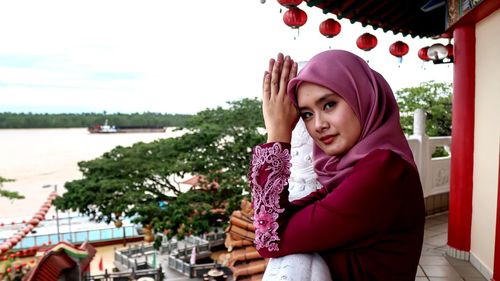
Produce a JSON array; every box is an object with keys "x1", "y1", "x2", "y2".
[{"x1": 262, "y1": 120, "x2": 332, "y2": 281}]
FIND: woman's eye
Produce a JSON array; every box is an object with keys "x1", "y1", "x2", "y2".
[
  {"x1": 301, "y1": 112, "x2": 312, "y2": 119},
  {"x1": 324, "y1": 101, "x2": 336, "y2": 110}
]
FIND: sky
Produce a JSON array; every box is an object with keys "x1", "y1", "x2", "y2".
[{"x1": 0, "y1": 0, "x2": 453, "y2": 115}]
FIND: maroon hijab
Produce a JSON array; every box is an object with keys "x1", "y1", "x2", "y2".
[{"x1": 287, "y1": 50, "x2": 416, "y2": 188}]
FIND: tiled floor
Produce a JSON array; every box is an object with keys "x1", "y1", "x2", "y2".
[{"x1": 417, "y1": 212, "x2": 487, "y2": 281}]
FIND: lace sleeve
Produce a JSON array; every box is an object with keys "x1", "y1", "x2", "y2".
[{"x1": 249, "y1": 142, "x2": 291, "y2": 252}]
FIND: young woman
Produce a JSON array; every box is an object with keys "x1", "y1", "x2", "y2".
[{"x1": 250, "y1": 50, "x2": 425, "y2": 280}]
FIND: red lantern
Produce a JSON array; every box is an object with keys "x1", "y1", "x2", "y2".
[
  {"x1": 283, "y1": 7, "x2": 307, "y2": 29},
  {"x1": 389, "y1": 41, "x2": 409, "y2": 58},
  {"x1": 277, "y1": 0, "x2": 303, "y2": 7},
  {"x1": 418, "y1": 47, "x2": 430, "y2": 61},
  {"x1": 356, "y1": 33, "x2": 378, "y2": 51},
  {"x1": 446, "y1": 43, "x2": 454, "y2": 59},
  {"x1": 319, "y1": 18, "x2": 341, "y2": 38},
  {"x1": 0, "y1": 244, "x2": 9, "y2": 253},
  {"x1": 29, "y1": 218, "x2": 39, "y2": 226}
]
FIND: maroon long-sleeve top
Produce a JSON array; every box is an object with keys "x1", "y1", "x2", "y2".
[{"x1": 249, "y1": 142, "x2": 425, "y2": 281}]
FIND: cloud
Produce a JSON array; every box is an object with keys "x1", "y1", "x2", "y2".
[{"x1": 0, "y1": 0, "x2": 453, "y2": 114}]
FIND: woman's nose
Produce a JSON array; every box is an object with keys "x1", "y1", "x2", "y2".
[{"x1": 314, "y1": 114, "x2": 328, "y2": 132}]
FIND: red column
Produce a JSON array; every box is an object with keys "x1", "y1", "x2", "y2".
[
  {"x1": 494, "y1": 151, "x2": 500, "y2": 280},
  {"x1": 447, "y1": 25, "x2": 475, "y2": 252}
]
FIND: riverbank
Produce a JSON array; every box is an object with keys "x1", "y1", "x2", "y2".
[{"x1": 0, "y1": 128, "x2": 185, "y2": 219}]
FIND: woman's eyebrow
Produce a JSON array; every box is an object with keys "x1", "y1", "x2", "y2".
[{"x1": 298, "y1": 92, "x2": 337, "y2": 112}]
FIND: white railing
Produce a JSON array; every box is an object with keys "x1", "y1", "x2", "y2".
[{"x1": 407, "y1": 109, "x2": 451, "y2": 198}]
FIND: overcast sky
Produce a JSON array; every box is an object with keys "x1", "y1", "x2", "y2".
[{"x1": 0, "y1": 0, "x2": 453, "y2": 115}]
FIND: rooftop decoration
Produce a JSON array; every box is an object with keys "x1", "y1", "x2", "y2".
[{"x1": 301, "y1": 0, "x2": 447, "y2": 38}]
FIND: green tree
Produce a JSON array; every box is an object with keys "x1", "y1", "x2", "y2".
[
  {"x1": 0, "y1": 112, "x2": 191, "y2": 128},
  {"x1": 396, "y1": 81, "x2": 452, "y2": 137},
  {"x1": 0, "y1": 176, "x2": 24, "y2": 200},
  {"x1": 54, "y1": 98, "x2": 265, "y2": 238}
]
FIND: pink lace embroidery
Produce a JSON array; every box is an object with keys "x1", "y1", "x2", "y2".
[{"x1": 250, "y1": 143, "x2": 291, "y2": 251}]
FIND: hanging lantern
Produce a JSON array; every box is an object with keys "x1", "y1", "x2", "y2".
[
  {"x1": 29, "y1": 218, "x2": 39, "y2": 226},
  {"x1": 427, "y1": 43, "x2": 448, "y2": 61},
  {"x1": 283, "y1": 7, "x2": 307, "y2": 29},
  {"x1": 418, "y1": 47, "x2": 430, "y2": 61},
  {"x1": 356, "y1": 33, "x2": 378, "y2": 51},
  {"x1": 0, "y1": 244, "x2": 9, "y2": 254},
  {"x1": 389, "y1": 41, "x2": 409, "y2": 58},
  {"x1": 446, "y1": 43, "x2": 454, "y2": 59},
  {"x1": 277, "y1": 0, "x2": 303, "y2": 7},
  {"x1": 319, "y1": 18, "x2": 341, "y2": 38}
]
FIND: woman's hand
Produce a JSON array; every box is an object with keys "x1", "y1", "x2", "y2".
[{"x1": 262, "y1": 53, "x2": 299, "y2": 143}]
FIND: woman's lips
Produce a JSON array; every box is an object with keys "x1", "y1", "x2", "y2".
[{"x1": 319, "y1": 135, "x2": 335, "y2": 145}]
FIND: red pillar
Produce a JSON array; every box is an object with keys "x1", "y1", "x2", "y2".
[
  {"x1": 447, "y1": 25, "x2": 475, "y2": 252},
  {"x1": 494, "y1": 151, "x2": 500, "y2": 280}
]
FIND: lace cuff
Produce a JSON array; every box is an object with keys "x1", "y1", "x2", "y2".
[{"x1": 250, "y1": 142, "x2": 291, "y2": 252}]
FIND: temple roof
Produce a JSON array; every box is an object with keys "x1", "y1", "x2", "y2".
[{"x1": 305, "y1": 0, "x2": 447, "y2": 38}]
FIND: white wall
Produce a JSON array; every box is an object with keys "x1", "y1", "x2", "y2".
[{"x1": 470, "y1": 8, "x2": 500, "y2": 275}]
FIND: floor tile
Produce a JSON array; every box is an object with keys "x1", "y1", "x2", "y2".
[
  {"x1": 426, "y1": 223, "x2": 449, "y2": 234},
  {"x1": 417, "y1": 265, "x2": 426, "y2": 277},
  {"x1": 419, "y1": 255, "x2": 450, "y2": 266},
  {"x1": 420, "y1": 265, "x2": 462, "y2": 278},
  {"x1": 424, "y1": 233, "x2": 448, "y2": 247},
  {"x1": 427, "y1": 277, "x2": 464, "y2": 281},
  {"x1": 417, "y1": 212, "x2": 487, "y2": 281}
]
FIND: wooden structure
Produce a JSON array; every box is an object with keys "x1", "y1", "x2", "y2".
[{"x1": 220, "y1": 199, "x2": 267, "y2": 281}]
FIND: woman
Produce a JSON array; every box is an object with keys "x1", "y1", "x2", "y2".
[{"x1": 250, "y1": 50, "x2": 425, "y2": 280}]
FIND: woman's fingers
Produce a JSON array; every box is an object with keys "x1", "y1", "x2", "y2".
[
  {"x1": 262, "y1": 71, "x2": 271, "y2": 101},
  {"x1": 278, "y1": 56, "x2": 292, "y2": 99},
  {"x1": 289, "y1": 60, "x2": 298, "y2": 81},
  {"x1": 268, "y1": 58, "x2": 275, "y2": 74},
  {"x1": 270, "y1": 55, "x2": 283, "y2": 97}
]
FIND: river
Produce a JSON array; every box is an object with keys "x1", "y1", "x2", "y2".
[{"x1": 0, "y1": 128, "x2": 184, "y2": 220}]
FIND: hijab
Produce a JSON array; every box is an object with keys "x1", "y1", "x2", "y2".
[{"x1": 287, "y1": 49, "x2": 416, "y2": 188}]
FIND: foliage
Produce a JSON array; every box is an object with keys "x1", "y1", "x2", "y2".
[
  {"x1": 54, "y1": 98, "x2": 265, "y2": 239},
  {"x1": 0, "y1": 112, "x2": 191, "y2": 128},
  {"x1": 395, "y1": 81, "x2": 452, "y2": 137},
  {"x1": 0, "y1": 176, "x2": 23, "y2": 200}
]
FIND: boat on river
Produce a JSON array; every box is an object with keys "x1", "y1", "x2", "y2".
[{"x1": 87, "y1": 120, "x2": 166, "y2": 134}]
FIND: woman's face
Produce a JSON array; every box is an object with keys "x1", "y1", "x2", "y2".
[{"x1": 297, "y1": 82, "x2": 362, "y2": 156}]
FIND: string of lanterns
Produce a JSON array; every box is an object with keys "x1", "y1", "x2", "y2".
[
  {"x1": 274, "y1": 0, "x2": 453, "y2": 65},
  {"x1": 0, "y1": 191, "x2": 57, "y2": 256}
]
